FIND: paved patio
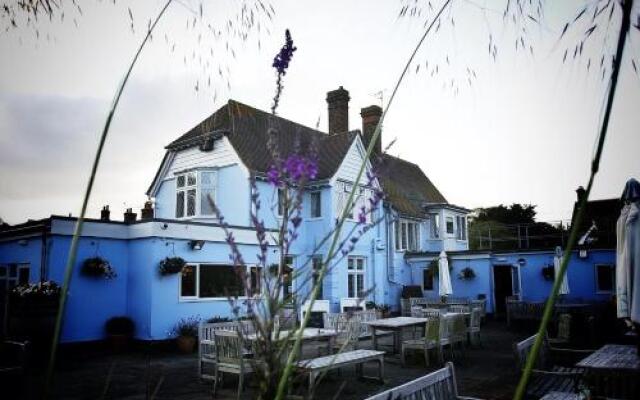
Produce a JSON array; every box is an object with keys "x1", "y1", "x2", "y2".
[{"x1": 19, "y1": 320, "x2": 532, "y2": 400}]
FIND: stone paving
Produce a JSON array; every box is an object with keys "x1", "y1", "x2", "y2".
[{"x1": 17, "y1": 319, "x2": 533, "y2": 400}]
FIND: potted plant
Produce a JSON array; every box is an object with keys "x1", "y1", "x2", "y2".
[
  {"x1": 376, "y1": 304, "x2": 391, "y2": 318},
  {"x1": 82, "y1": 257, "x2": 117, "y2": 279},
  {"x1": 458, "y1": 267, "x2": 476, "y2": 280},
  {"x1": 541, "y1": 265, "x2": 555, "y2": 281},
  {"x1": 159, "y1": 257, "x2": 186, "y2": 275},
  {"x1": 171, "y1": 316, "x2": 200, "y2": 353},
  {"x1": 105, "y1": 316, "x2": 134, "y2": 352}
]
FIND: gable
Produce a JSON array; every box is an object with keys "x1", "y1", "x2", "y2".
[{"x1": 333, "y1": 134, "x2": 372, "y2": 184}]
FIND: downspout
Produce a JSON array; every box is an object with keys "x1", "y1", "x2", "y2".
[
  {"x1": 370, "y1": 239, "x2": 376, "y2": 304},
  {"x1": 385, "y1": 206, "x2": 401, "y2": 286},
  {"x1": 40, "y1": 218, "x2": 51, "y2": 281}
]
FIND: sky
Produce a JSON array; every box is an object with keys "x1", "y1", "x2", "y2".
[{"x1": 0, "y1": 0, "x2": 638, "y2": 225}]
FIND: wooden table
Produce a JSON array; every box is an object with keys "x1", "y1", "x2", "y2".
[
  {"x1": 538, "y1": 391, "x2": 584, "y2": 400},
  {"x1": 576, "y1": 344, "x2": 640, "y2": 399},
  {"x1": 246, "y1": 328, "x2": 336, "y2": 356},
  {"x1": 364, "y1": 317, "x2": 428, "y2": 354}
]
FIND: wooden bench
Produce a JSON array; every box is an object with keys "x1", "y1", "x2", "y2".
[
  {"x1": 296, "y1": 349, "x2": 385, "y2": 396},
  {"x1": 513, "y1": 334, "x2": 590, "y2": 399},
  {"x1": 364, "y1": 361, "x2": 482, "y2": 400}
]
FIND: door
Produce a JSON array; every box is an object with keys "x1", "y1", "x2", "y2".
[{"x1": 493, "y1": 265, "x2": 513, "y2": 316}]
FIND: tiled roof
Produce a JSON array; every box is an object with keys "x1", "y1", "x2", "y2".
[
  {"x1": 374, "y1": 154, "x2": 447, "y2": 218},
  {"x1": 167, "y1": 100, "x2": 355, "y2": 180},
  {"x1": 167, "y1": 100, "x2": 449, "y2": 217}
]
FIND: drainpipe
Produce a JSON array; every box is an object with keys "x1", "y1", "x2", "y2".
[
  {"x1": 370, "y1": 239, "x2": 376, "y2": 304},
  {"x1": 385, "y1": 207, "x2": 401, "y2": 286}
]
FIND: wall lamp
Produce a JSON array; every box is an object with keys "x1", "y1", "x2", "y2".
[{"x1": 189, "y1": 240, "x2": 205, "y2": 251}]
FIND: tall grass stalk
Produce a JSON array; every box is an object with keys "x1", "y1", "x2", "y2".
[
  {"x1": 273, "y1": 1, "x2": 454, "y2": 398},
  {"x1": 513, "y1": 1, "x2": 633, "y2": 399},
  {"x1": 43, "y1": 1, "x2": 174, "y2": 396}
]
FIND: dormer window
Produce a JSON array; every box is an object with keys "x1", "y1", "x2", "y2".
[{"x1": 175, "y1": 170, "x2": 217, "y2": 218}]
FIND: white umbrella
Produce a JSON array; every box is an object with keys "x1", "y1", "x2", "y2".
[
  {"x1": 438, "y1": 250, "x2": 453, "y2": 297},
  {"x1": 554, "y1": 246, "x2": 570, "y2": 296},
  {"x1": 616, "y1": 178, "x2": 640, "y2": 322}
]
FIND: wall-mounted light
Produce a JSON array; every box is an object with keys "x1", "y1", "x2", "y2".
[
  {"x1": 189, "y1": 240, "x2": 205, "y2": 251},
  {"x1": 579, "y1": 249, "x2": 588, "y2": 259},
  {"x1": 517, "y1": 258, "x2": 526, "y2": 267},
  {"x1": 161, "y1": 223, "x2": 169, "y2": 230}
]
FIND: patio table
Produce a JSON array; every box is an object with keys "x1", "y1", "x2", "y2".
[
  {"x1": 538, "y1": 391, "x2": 584, "y2": 400},
  {"x1": 575, "y1": 344, "x2": 640, "y2": 399},
  {"x1": 364, "y1": 316, "x2": 428, "y2": 354},
  {"x1": 246, "y1": 328, "x2": 337, "y2": 356}
]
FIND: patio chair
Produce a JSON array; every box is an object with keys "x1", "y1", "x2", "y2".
[
  {"x1": 467, "y1": 308, "x2": 482, "y2": 346},
  {"x1": 212, "y1": 330, "x2": 257, "y2": 400},
  {"x1": 449, "y1": 314, "x2": 467, "y2": 358},
  {"x1": 199, "y1": 321, "x2": 240, "y2": 381},
  {"x1": 401, "y1": 317, "x2": 441, "y2": 366},
  {"x1": 548, "y1": 313, "x2": 571, "y2": 347},
  {"x1": 449, "y1": 304, "x2": 471, "y2": 314},
  {"x1": 333, "y1": 320, "x2": 361, "y2": 352}
]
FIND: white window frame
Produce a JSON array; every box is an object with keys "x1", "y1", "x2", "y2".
[
  {"x1": 347, "y1": 256, "x2": 366, "y2": 298},
  {"x1": 456, "y1": 215, "x2": 467, "y2": 240},
  {"x1": 0, "y1": 263, "x2": 30, "y2": 290},
  {"x1": 395, "y1": 219, "x2": 421, "y2": 252},
  {"x1": 310, "y1": 191, "x2": 322, "y2": 219},
  {"x1": 179, "y1": 263, "x2": 260, "y2": 301},
  {"x1": 594, "y1": 263, "x2": 615, "y2": 294},
  {"x1": 175, "y1": 169, "x2": 217, "y2": 219},
  {"x1": 430, "y1": 213, "x2": 441, "y2": 239}
]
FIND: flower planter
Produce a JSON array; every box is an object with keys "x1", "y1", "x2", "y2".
[
  {"x1": 107, "y1": 334, "x2": 130, "y2": 353},
  {"x1": 176, "y1": 335, "x2": 196, "y2": 353}
]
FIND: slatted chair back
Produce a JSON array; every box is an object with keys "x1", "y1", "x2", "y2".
[
  {"x1": 411, "y1": 306, "x2": 426, "y2": 318},
  {"x1": 513, "y1": 334, "x2": 549, "y2": 371},
  {"x1": 401, "y1": 298, "x2": 411, "y2": 316},
  {"x1": 445, "y1": 297, "x2": 470, "y2": 306},
  {"x1": 439, "y1": 314, "x2": 451, "y2": 343},
  {"x1": 424, "y1": 308, "x2": 442, "y2": 319},
  {"x1": 451, "y1": 314, "x2": 467, "y2": 344},
  {"x1": 425, "y1": 317, "x2": 441, "y2": 344},
  {"x1": 214, "y1": 330, "x2": 245, "y2": 367},
  {"x1": 354, "y1": 309, "x2": 380, "y2": 337},
  {"x1": 449, "y1": 304, "x2": 471, "y2": 314},
  {"x1": 363, "y1": 362, "x2": 460, "y2": 400},
  {"x1": 335, "y1": 320, "x2": 361, "y2": 351},
  {"x1": 470, "y1": 299, "x2": 487, "y2": 318},
  {"x1": 556, "y1": 313, "x2": 571, "y2": 342},
  {"x1": 469, "y1": 309, "x2": 481, "y2": 331}
]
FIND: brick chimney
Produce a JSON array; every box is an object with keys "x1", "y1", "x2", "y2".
[
  {"x1": 576, "y1": 186, "x2": 586, "y2": 202},
  {"x1": 124, "y1": 208, "x2": 137, "y2": 224},
  {"x1": 361, "y1": 105, "x2": 383, "y2": 153},
  {"x1": 140, "y1": 200, "x2": 154, "y2": 220},
  {"x1": 326, "y1": 86, "x2": 350, "y2": 134},
  {"x1": 100, "y1": 205, "x2": 110, "y2": 221}
]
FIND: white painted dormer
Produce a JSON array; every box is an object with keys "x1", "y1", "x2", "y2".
[{"x1": 425, "y1": 204, "x2": 470, "y2": 252}]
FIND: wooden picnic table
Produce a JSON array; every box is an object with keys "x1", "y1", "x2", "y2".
[
  {"x1": 575, "y1": 344, "x2": 640, "y2": 399},
  {"x1": 538, "y1": 391, "x2": 584, "y2": 400},
  {"x1": 364, "y1": 316, "x2": 428, "y2": 354}
]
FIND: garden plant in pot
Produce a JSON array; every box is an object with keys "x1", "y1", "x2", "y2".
[
  {"x1": 159, "y1": 256, "x2": 186, "y2": 275},
  {"x1": 171, "y1": 316, "x2": 200, "y2": 353},
  {"x1": 105, "y1": 316, "x2": 134, "y2": 352},
  {"x1": 82, "y1": 256, "x2": 117, "y2": 279}
]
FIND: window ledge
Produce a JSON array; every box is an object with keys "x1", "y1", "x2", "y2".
[
  {"x1": 307, "y1": 217, "x2": 323, "y2": 221},
  {"x1": 179, "y1": 296, "x2": 261, "y2": 303}
]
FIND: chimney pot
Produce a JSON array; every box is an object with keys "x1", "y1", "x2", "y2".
[
  {"x1": 141, "y1": 200, "x2": 154, "y2": 220},
  {"x1": 100, "y1": 205, "x2": 111, "y2": 221},
  {"x1": 326, "y1": 86, "x2": 350, "y2": 134},
  {"x1": 576, "y1": 186, "x2": 586, "y2": 202},
  {"x1": 124, "y1": 208, "x2": 137, "y2": 224},
  {"x1": 360, "y1": 105, "x2": 383, "y2": 154}
]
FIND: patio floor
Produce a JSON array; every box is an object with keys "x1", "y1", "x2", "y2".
[{"x1": 19, "y1": 319, "x2": 533, "y2": 400}]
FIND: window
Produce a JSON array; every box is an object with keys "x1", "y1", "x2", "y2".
[
  {"x1": 430, "y1": 214, "x2": 440, "y2": 239},
  {"x1": 310, "y1": 192, "x2": 322, "y2": 218},
  {"x1": 175, "y1": 170, "x2": 216, "y2": 218},
  {"x1": 180, "y1": 264, "x2": 258, "y2": 299},
  {"x1": 282, "y1": 255, "x2": 294, "y2": 302},
  {"x1": 347, "y1": 257, "x2": 365, "y2": 298},
  {"x1": 446, "y1": 216, "x2": 454, "y2": 235},
  {"x1": 595, "y1": 264, "x2": 614, "y2": 293},
  {"x1": 335, "y1": 182, "x2": 355, "y2": 219},
  {"x1": 277, "y1": 188, "x2": 286, "y2": 217},
  {"x1": 422, "y1": 268, "x2": 434, "y2": 291},
  {"x1": 395, "y1": 220, "x2": 421, "y2": 251},
  {"x1": 456, "y1": 216, "x2": 467, "y2": 240},
  {"x1": 1, "y1": 263, "x2": 30, "y2": 290},
  {"x1": 312, "y1": 256, "x2": 323, "y2": 299}
]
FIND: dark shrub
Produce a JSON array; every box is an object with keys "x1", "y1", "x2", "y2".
[{"x1": 105, "y1": 316, "x2": 134, "y2": 336}]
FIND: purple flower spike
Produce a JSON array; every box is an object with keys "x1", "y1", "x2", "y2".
[
  {"x1": 267, "y1": 164, "x2": 281, "y2": 187},
  {"x1": 272, "y1": 29, "x2": 297, "y2": 76},
  {"x1": 358, "y1": 206, "x2": 367, "y2": 225}
]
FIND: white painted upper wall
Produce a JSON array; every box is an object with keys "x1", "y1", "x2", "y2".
[
  {"x1": 166, "y1": 136, "x2": 243, "y2": 175},
  {"x1": 333, "y1": 136, "x2": 366, "y2": 184}
]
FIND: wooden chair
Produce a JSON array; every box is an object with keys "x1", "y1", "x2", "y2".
[
  {"x1": 449, "y1": 304, "x2": 471, "y2": 314},
  {"x1": 333, "y1": 320, "x2": 361, "y2": 352},
  {"x1": 449, "y1": 314, "x2": 467, "y2": 358},
  {"x1": 401, "y1": 317, "x2": 441, "y2": 366},
  {"x1": 467, "y1": 309, "x2": 482, "y2": 346},
  {"x1": 199, "y1": 321, "x2": 241, "y2": 381},
  {"x1": 512, "y1": 334, "x2": 591, "y2": 399},
  {"x1": 548, "y1": 313, "x2": 571, "y2": 347},
  {"x1": 363, "y1": 361, "x2": 483, "y2": 400},
  {"x1": 212, "y1": 330, "x2": 256, "y2": 400}
]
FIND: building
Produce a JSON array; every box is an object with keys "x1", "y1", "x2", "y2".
[{"x1": 0, "y1": 87, "x2": 470, "y2": 342}]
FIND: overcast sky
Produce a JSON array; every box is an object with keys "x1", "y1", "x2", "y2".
[{"x1": 0, "y1": 0, "x2": 638, "y2": 225}]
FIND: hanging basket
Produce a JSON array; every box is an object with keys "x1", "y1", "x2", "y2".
[
  {"x1": 82, "y1": 257, "x2": 117, "y2": 279},
  {"x1": 159, "y1": 257, "x2": 186, "y2": 275},
  {"x1": 458, "y1": 267, "x2": 476, "y2": 280}
]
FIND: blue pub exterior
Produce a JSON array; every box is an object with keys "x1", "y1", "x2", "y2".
[{"x1": 0, "y1": 87, "x2": 617, "y2": 343}]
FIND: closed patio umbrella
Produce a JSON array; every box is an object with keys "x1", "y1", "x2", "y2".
[
  {"x1": 554, "y1": 246, "x2": 570, "y2": 296},
  {"x1": 616, "y1": 178, "x2": 640, "y2": 323},
  {"x1": 438, "y1": 250, "x2": 453, "y2": 297}
]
